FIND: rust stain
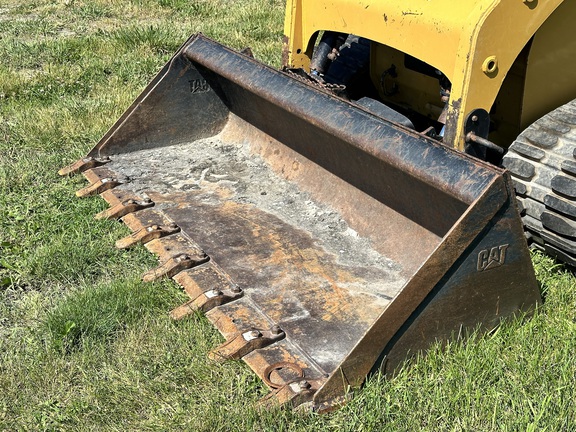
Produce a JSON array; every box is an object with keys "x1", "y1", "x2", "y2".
[{"x1": 210, "y1": 200, "x2": 375, "y2": 325}]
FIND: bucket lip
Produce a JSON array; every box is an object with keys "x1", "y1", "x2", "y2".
[
  {"x1": 183, "y1": 33, "x2": 506, "y2": 176},
  {"x1": 183, "y1": 34, "x2": 505, "y2": 205}
]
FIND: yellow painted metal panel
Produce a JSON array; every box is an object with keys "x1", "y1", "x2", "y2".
[
  {"x1": 521, "y1": 1, "x2": 576, "y2": 128},
  {"x1": 284, "y1": 0, "x2": 490, "y2": 78},
  {"x1": 446, "y1": 0, "x2": 564, "y2": 148},
  {"x1": 284, "y1": 0, "x2": 566, "y2": 149}
]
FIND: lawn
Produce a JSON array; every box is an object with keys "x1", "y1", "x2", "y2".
[{"x1": 1, "y1": 1, "x2": 575, "y2": 430}]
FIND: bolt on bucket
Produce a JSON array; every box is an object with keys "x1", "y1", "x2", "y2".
[{"x1": 60, "y1": 34, "x2": 541, "y2": 410}]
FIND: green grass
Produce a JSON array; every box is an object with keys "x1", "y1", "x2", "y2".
[{"x1": 1, "y1": 1, "x2": 575, "y2": 430}]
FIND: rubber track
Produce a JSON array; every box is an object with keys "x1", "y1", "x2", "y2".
[{"x1": 502, "y1": 99, "x2": 576, "y2": 267}]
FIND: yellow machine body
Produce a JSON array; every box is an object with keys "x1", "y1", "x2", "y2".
[{"x1": 283, "y1": 0, "x2": 576, "y2": 149}]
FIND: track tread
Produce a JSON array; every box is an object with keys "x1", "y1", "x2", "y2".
[
  {"x1": 543, "y1": 194, "x2": 576, "y2": 218},
  {"x1": 561, "y1": 159, "x2": 576, "y2": 176},
  {"x1": 551, "y1": 111, "x2": 576, "y2": 126},
  {"x1": 551, "y1": 175, "x2": 576, "y2": 199},
  {"x1": 541, "y1": 211, "x2": 576, "y2": 238},
  {"x1": 503, "y1": 98, "x2": 576, "y2": 267},
  {"x1": 510, "y1": 142, "x2": 545, "y2": 161},
  {"x1": 535, "y1": 117, "x2": 571, "y2": 135},
  {"x1": 522, "y1": 128, "x2": 558, "y2": 148},
  {"x1": 502, "y1": 156, "x2": 535, "y2": 180}
]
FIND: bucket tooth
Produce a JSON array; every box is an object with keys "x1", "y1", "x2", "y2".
[
  {"x1": 115, "y1": 223, "x2": 180, "y2": 249},
  {"x1": 258, "y1": 379, "x2": 321, "y2": 410},
  {"x1": 59, "y1": 156, "x2": 111, "y2": 176},
  {"x1": 142, "y1": 252, "x2": 208, "y2": 282},
  {"x1": 118, "y1": 208, "x2": 176, "y2": 240},
  {"x1": 142, "y1": 233, "x2": 205, "y2": 261},
  {"x1": 170, "y1": 285, "x2": 243, "y2": 319},
  {"x1": 170, "y1": 261, "x2": 243, "y2": 318},
  {"x1": 95, "y1": 197, "x2": 154, "y2": 220},
  {"x1": 209, "y1": 326, "x2": 286, "y2": 361},
  {"x1": 172, "y1": 262, "x2": 238, "y2": 303},
  {"x1": 75, "y1": 177, "x2": 122, "y2": 198}
]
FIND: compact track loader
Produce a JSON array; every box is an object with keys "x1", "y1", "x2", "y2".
[{"x1": 60, "y1": 0, "x2": 576, "y2": 410}]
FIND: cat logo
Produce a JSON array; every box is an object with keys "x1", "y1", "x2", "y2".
[
  {"x1": 477, "y1": 244, "x2": 509, "y2": 271},
  {"x1": 189, "y1": 78, "x2": 210, "y2": 94}
]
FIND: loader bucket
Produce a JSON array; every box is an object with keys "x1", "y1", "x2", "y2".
[{"x1": 61, "y1": 34, "x2": 541, "y2": 410}]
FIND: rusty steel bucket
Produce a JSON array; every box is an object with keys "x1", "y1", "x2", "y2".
[{"x1": 60, "y1": 34, "x2": 541, "y2": 410}]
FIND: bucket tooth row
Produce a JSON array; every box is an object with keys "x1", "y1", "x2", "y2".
[
  {"x1": 81, "y1": 174, "x2": 244, "y2": 327},
  {"x1": 60, "y1": 158, "x2": 323, "y2": 408}
]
